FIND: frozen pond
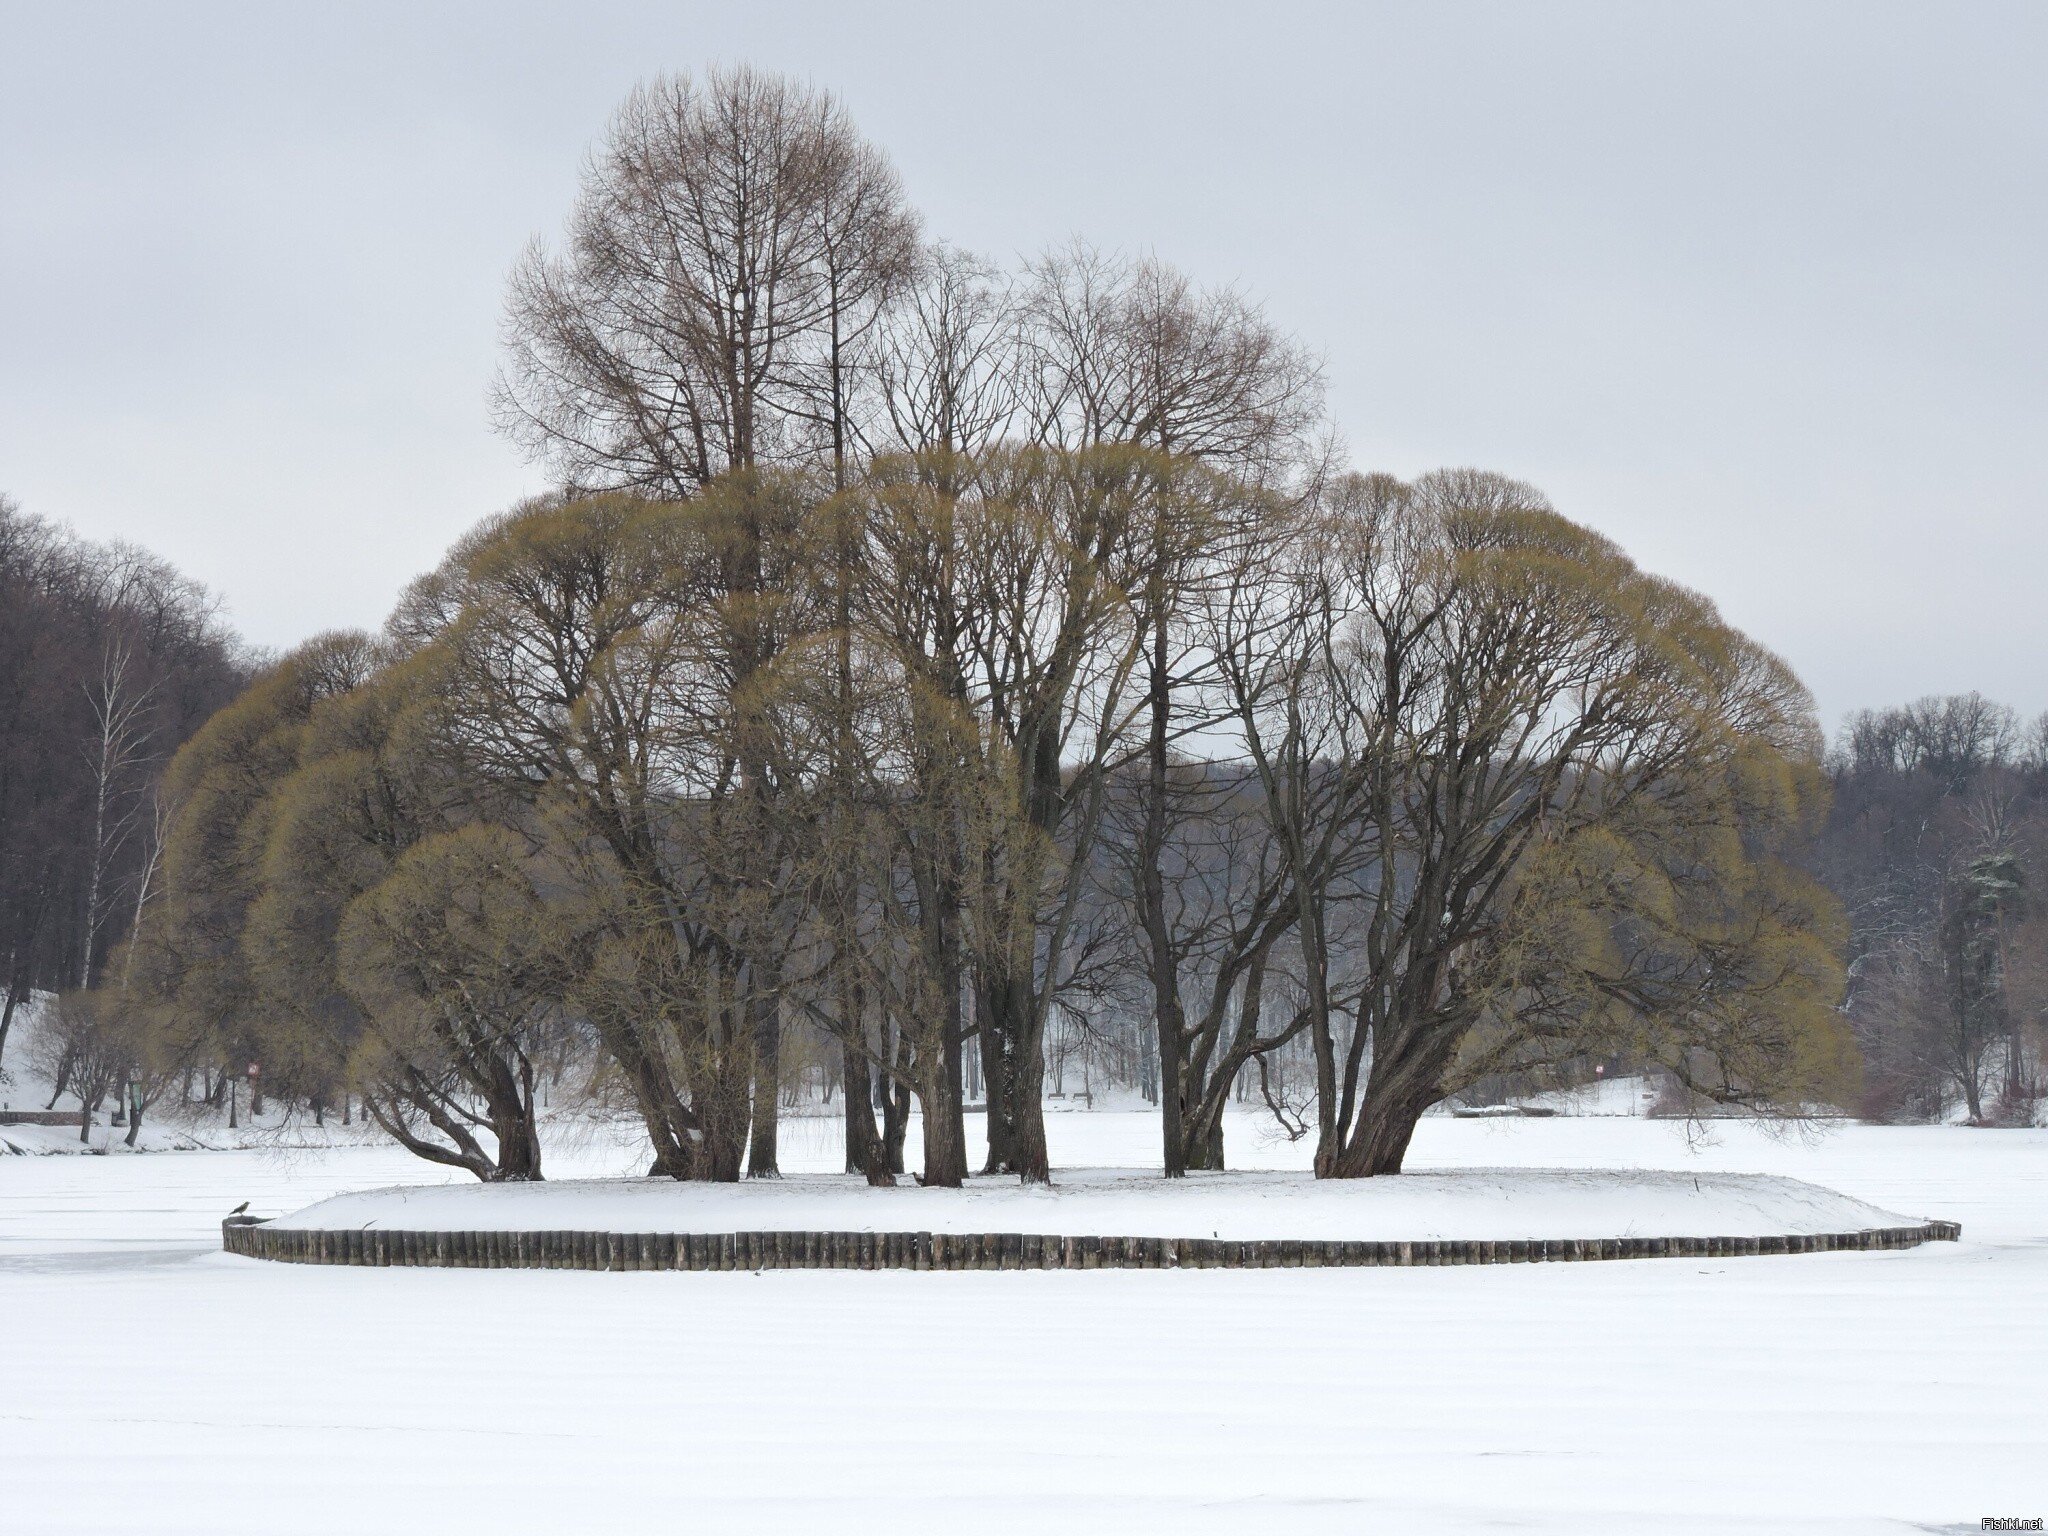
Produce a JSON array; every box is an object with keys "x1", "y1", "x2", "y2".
[{"x1": 2, "y1": 1110, "x2": 2042, "y2": 1532}]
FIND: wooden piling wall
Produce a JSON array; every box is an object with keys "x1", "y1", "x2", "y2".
[{"x1": 221, "y1": 1217, "x2": 1962, "y2": 1270}]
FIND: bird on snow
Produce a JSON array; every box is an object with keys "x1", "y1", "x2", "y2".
[{"x1": 228, "y1": 1201, "x2": 249, "y2": 1216}]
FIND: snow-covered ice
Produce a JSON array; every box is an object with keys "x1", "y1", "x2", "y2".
[{"x1": 2, "y1": 1109, "x2": 2042, "y2": 1534}]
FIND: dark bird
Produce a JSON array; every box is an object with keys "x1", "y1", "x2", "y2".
[{"x1": 229, "y1": 1202, "x2": 249, "y2": 1216}]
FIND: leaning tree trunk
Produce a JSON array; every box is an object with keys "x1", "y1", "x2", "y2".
[
  {"x1": 842, "y1": 1041, "x2": 892, "y2": 1186},
  {"x1": 1330, "y1": 1021, "x2": 1460, "y2": 1177},
  {"x1": 1179, "y1": 1101, "x2": 1226, "y2": 1171}
]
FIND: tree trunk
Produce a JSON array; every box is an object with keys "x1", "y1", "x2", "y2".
[
  {"x1": 1007, "y1": 1004, "x2": 1051, "y2": 1184},
  {"x1": 979, "y1": 977, "x2": 1014, "y2": 1174},
  {"x1": 841, "y1": 1040, "x2": 892, "y2": 1186},
  {"x1": 1339, "y1": 1087, "x2": 1428, "y2": 1175},
  {"x1": 980, "y1": 971, "x2": 1050, "y2": 1182},
  {"x1": 881, "y1": 1026, "x2": 911, "y2": 1177},
  {"x1": 917, "y1": 1014, "x2": 967, "y2": 1187},
  {"x1": 746, "y1": 987, "x2": 782, "y2": 1177},
  {"x1": 44, "y1": 1044, "x2": 75, "y2": 1111},
  {"x1": 912, "y1": 848, "x2": 970, "y2": 1187},
  {"x1": 2008, "y1": 1018, "x2": 2032, "y2": 1110},
  {"x1": 694, "y1": 1030, "x2": 751, "y2": 1182},
  {"x1": 1137, "y1": 615, "x2": 1192, "y2": 1177},
  {"x1": 0, "y1": 977, "x2": 26, "y2": 1076},
  {"x1": 1330, "y1": 1024, "x2": 1458, "y2": 1177},
  {"x1": 482, "y1": 1054, "x2": 542, "y2": 1181},
  {"x1": 1181, "y1": 1101, "x2": 1226, "y2": 1171}
]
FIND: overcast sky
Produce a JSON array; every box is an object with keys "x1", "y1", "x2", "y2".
[{"x1": 2, "y1": 2, "x2": 2042, "y2": 731}]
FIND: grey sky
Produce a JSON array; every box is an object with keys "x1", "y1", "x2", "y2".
[{"x1": 3, "y1": 2, "x2": 2042, "y2": 731}]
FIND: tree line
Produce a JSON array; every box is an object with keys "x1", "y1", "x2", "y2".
[
  {"x1": 0, "y1": 496, "x2": 245, "y2": 1133},
  {"x1": 24, "y1": 68, "x2": 1858, "y2": 1177},
  {"x1": 1819, "y1": 693, "x2": 2048, "y2": 1124}
]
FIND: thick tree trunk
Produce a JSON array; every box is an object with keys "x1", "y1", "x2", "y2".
[
  {"x1": 1180, "y1": 1102, "x2": 1226, "y2": 1171},
  {"x1": 697, "y1": 1040, "x2": 751, "y2": 1182},
  {"x1": 488, "y1": 1124, "x2": 542, "y2": 1180},
  {"x1": 842, "y1": 1044, "x2": 877, "y2": 1172},
  {"x1": 979, "y1": 971, "x2": 1050, "y2": 1182},
  {"x1": 919, "y1": 1064, "x2": 968, "y2": 1188},
  {"x1": 602, "y1": 1025, "x2": 695, "y2": 1177},
  {"x1": 880, "y1": 1023, "x2": 911, "y2": 1176},
  {"x1": 1338, "y1": 1087, "x2": 1429, "y2": 1176},
  {"x1": 919, "y1": 985, "x2": 971, "y2": 1189},
  {"x1": 482, "y1": 1055, "x2": 542, "y2": 1181},
  {"x1": 842, "y1": 1042, "x2": 893, "y2": 1186},
  {"x1": 746, "y1": 987, "x2": 782, "y2": 1177},
  {"x1": 1007, "y1": 1006, "x2": 1051, "y2": 1184},
  {"x1": 920, "y1": 865, "x2": 969, "y2": 1187},
  {"x1": 1329, "y1": 1023, "x2": 1458, "y2": 1177}
]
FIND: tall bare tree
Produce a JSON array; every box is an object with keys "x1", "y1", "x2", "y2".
[{"x1": 496, "y1": 66, "x2": 914, "y2": 497}]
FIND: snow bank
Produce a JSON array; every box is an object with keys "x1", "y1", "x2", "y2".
[
  {"x1": 268, "y1": 1165, "x2": 1920, "y2": 1241},
  {"x1": 0, "y1": 1120, "x2": 209, "y2": 1156}
]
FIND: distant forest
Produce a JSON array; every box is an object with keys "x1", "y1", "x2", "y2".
[{"x1": 0, "y1": 496, "x2": 246, "y2": 1077}]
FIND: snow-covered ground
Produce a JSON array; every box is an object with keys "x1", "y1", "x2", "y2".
[
  {"x1": 2, "y1": 1109, "x2": 2042, "y2": 1533},
  {"x1": 271, "y1": 1164, "x2": 1925, "y2": 1242}
]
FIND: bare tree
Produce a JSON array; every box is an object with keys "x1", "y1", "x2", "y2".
[
  {"x1": 496, "y1": 67, "x2": 914, "y2": 497},
  {"x1": 1225, "y1": 471, "x2": 1849, "y2": 1174},
  {"x1": 80, "y1": 636, "x2": 160, "y2": 989},
  {"x1": 874, "y1": 245, "x2": 1023, "y2": 463}
]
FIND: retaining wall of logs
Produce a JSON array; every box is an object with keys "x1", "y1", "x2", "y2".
[{"x1": 223, "y1": 1217, "x2": 1961, "y2": 1270}]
